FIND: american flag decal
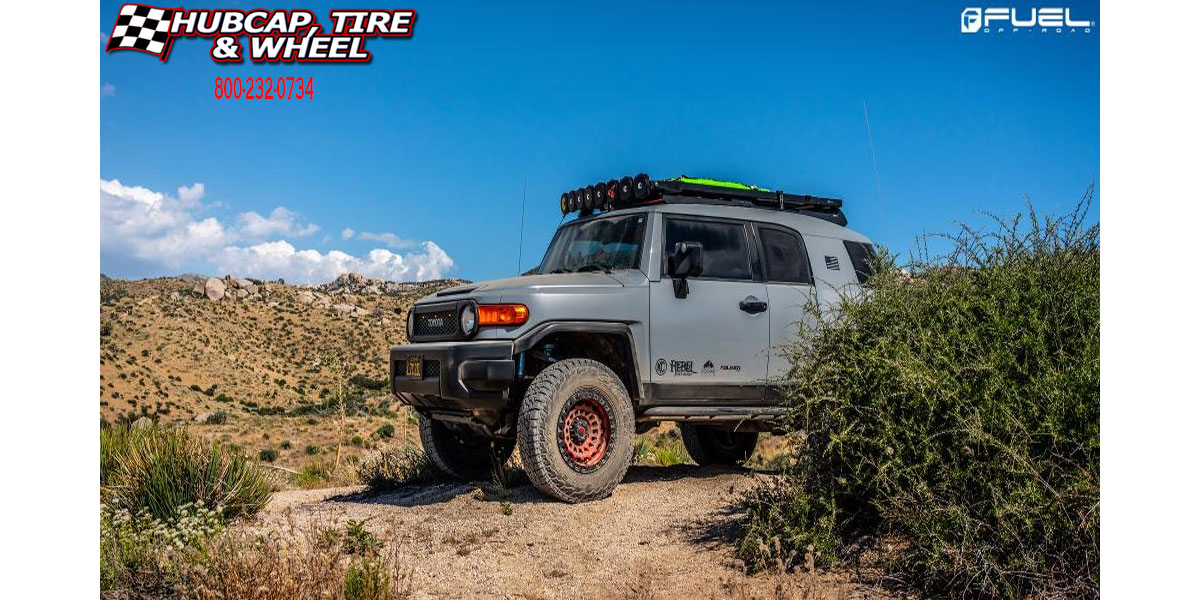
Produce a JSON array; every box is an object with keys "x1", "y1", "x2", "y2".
[
  {"x1": 825, "y1": 256, "x2": 840, "y2": 270},
  {"x1": 106, "y1": 4, "x2": 177, "y2": 61}
]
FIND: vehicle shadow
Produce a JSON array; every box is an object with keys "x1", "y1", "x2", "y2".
[{"x1": 327, "y1": 463, "x2": 756, "y2": 508}]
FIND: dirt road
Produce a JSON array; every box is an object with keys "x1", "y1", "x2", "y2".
[{"x1": 255, "y1": 465, "x2": 890, "y2": 600}]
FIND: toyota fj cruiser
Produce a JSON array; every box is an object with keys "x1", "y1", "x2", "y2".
[{"x1": 391, "y1": 175, "x2": 874, "y2": 502}]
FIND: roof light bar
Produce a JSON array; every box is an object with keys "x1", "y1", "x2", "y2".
[{"x1": 557, "y1": 173, "x2": 846, "y2": 225}]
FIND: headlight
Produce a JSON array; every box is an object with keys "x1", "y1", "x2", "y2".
[{"x1": 459, "y1": 303, "x2": 477, "y2": 336}]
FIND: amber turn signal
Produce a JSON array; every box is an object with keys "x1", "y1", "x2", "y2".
[{"x1": 477, "y1": 304, "x2": 529, "y2": 326}]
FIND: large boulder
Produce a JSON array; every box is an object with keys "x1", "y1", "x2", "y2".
[
  {"x1": 297, "y1": 290, "x2": 316, "y2": 305},
  {"x1": 332, "y1": 303, "x2": 358, "y2": 315},
  {"x1": 204, "y1": 277, "x2": 226, "y2": 301}
]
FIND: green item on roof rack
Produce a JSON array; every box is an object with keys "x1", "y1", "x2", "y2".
[{"x1": 666, "y1": 176, "x2": 772, "y2": 192}]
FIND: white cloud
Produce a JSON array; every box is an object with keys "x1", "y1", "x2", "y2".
[
  {"x1": 101, "y1": 179, "x2": 232, "y2": 270},
  {"x1": 216, "y1": 240, "x2": 454, "y2": 283},
  {"x1": 356, "y1": 231, "x2": 415, "y2": 249},
  {"x1": 177, "y1": 182, "x2": 205, "y2": 202},
  {"x1": 100, "y1": 82, "x2": 116, "y2": 97},
  {"x1": 236, "y1": 206, "x2": 319, "y2": 239},
  {"x1": 341, "y1": 228, "x2": 356, "y2": 240},
  {"x1": 100, "y1": 179, "x2": 453, "y2": 282}
]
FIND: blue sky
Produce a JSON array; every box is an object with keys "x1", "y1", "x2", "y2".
[{"x1": 100, "y1": 1, "x2": 1099, "y2": 283}]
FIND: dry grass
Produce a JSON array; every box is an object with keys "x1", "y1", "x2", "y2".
[
  {"x1": 103, "y1": 511, "x2": 414, "y2": 600},
  {"x1": 179, "y1": 523, "x2": 412, "y2": 600}
]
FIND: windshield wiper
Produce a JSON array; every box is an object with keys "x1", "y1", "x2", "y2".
[{"x1": 574, "y1": 263, "x2": 615, "y2": 274}]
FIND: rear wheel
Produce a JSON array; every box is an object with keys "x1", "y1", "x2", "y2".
[
  {"x1": 518, "y1": 359, "x2": 635, "y2": 503},
  {"x1": 679, "y1": 423, "x2": 759, "y2": 466},
  {"x1": 418, "y1": 414, "x2": 514, "y2": 480}
]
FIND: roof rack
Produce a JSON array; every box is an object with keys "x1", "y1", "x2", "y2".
[{"x1": 559, "y1": 175, "x2": 847, "y2": 227}]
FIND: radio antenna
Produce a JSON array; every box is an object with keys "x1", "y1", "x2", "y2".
[
  {"x1": 862, "y1": 100, "x2": 887, "y2": 238},
  {"x1": 516, "y1": 177, "x2": 527, "y2": 275}
]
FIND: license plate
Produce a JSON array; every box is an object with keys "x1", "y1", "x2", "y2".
[{"x1": 406, "y1": 355, "x2": 422, "y2": 378}]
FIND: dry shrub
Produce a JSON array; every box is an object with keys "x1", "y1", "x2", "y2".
[
  {"x1": 356, "y1": 444, "x2": 440, "y2": 491},
  {"x1": 741, "y1": 191, "x2": 1099, "y2": 599},
  {"x1": 180, "y1": 526, "x2": 411, "y2": 600},
  {"x1": 102, "y1": 514, "x2": 412, "y2": 600}
]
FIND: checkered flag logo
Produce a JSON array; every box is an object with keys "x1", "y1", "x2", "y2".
[{"x1": 106, "y1": 4, "x2": 177, "y2": 60}]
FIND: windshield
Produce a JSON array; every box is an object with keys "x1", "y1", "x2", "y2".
[{"x1": 539, "y1": 213, "x2": 647, "y2": 274}]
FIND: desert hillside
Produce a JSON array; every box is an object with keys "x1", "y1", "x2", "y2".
[{"x1": 100, "y1": 273, "x2": 464, "y2": 472}]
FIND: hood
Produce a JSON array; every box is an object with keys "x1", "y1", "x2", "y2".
[{"x1": 425, "y1": 272, "x2": 625, "y2": 301}]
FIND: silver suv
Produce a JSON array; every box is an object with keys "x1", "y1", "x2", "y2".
[{"x1": 390, "y1": 175, "x2": 874, "y2": 502}]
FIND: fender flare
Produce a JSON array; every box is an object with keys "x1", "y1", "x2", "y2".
[{"x1": 512, "y1": 321, "x2": 643, "y2": 398}]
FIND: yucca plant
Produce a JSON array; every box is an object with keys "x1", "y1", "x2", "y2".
[{"x1": 101, "y1": 423, "x2": 273, "y2": 521}]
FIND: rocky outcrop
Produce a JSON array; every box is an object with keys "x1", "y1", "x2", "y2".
[
  {"x1": 191, "y1": 275, "x2": 269, "y2": 302},
  {"x1": 322, "y1": 272, "x2": 468, "y2": 297},
  {"x1": 204, "y1": 277, "x2": 226, "y2": 301}
]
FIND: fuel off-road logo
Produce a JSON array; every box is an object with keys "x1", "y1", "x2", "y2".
[
  {"x1": 105, "y1": 4, "x2": 416, "y2": 62},
  {"x1": 961, "y1": 6, "x2": 1094, "y2": 34}
]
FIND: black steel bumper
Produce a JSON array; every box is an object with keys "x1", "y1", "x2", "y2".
[{"x1": 390, "y1": 341, "x2": 516, "y2": 412}]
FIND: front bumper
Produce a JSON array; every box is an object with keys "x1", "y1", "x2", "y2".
[{"x1": 390, "y1": 340, "x2": 516, "y2": 412}]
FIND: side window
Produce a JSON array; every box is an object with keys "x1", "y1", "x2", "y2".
[
  {"x1": 663, "y1": 217, "x2": 752, "y2": 280},
  {"x1": 843, "y1": 240, "x2": 876, "y2": 284},
  {"x1": 758, "y1": 226, "x2": 813, "y2": 285}
]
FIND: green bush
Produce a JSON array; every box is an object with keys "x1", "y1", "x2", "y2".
[
  {"x1": 341, "y1": 519, "x2": 383, "y2": 556},
  {"x1": 349, "y1": 374, "x2": 388, "y2": 391},
  {"x1": 356, "y1": 444, "x2": 439, "y2": 491},
  {"x1": 344, "y1": 557, "x2": 392, "y2": 600},
  {"x1": 259, "y1": 448, "x2": 279, "y2": 462},
  {"x1": 101, "y1": 423, "x2": 273, "y2": 522},
  {"x1": 740, "y1": 198, "x2": 1099, "y2": 599},
  {"x1": 293, "y1": 461, "x2": 332, "y2": 488},
  {"x1": 375, "y1": 422, "x2": 395, "y2": 439}
]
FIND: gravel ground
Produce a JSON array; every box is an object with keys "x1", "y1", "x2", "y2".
[{"x1": 253, "y1": 465, "x2": 894, "y2": 599}]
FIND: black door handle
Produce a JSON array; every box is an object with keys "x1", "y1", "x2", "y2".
[{"x1": 739, "y1": 296, "x2": 768, "y2": 314}]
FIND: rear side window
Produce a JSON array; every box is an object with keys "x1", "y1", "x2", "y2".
[
  {"x1": 663, "y1": 217, "x2": 752, "y2": 280},
  {"x1": 758, "y1": 226, "x2": 813, "y2": 285},
  {"x1": 843, "y1": 240, "x2": 876, "y2": 284}
]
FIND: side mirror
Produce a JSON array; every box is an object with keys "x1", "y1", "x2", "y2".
[{"x1": 667, "y1": 241, "x2": 705, "y2": 298}]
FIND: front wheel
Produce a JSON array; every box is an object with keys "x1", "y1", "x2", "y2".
[
  {"x1": 518, "y1": 359, "x2": 635, "y2": 503},
  {"x1": 418, "y1": 414, "x2": 514, "y2": 480},
  {"x1": 679, "y1": 423, "x2": 759, "y2": 466}
]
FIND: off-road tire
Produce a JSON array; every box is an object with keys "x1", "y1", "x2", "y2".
[
  {"x1": 418, "y1": 414, "x2": 514, "y2": 480},
  {"x1": 679, "y1": 423, "x2": 759, "y2": 466},
  {"x1": 518, "y1": 359, "x2": 635, "y2": 503}
]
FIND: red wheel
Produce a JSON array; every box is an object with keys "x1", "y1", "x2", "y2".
[{"x1": 557, "y1": 394, "x2": 612, "y2": 472}]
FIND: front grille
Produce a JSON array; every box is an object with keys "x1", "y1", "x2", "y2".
[
  {"x1": 422, "y1": 360, "x2": 441, "y2": 379},
  {"x1": 412, "y1": 309, "x2": 458, "y2": 337}
]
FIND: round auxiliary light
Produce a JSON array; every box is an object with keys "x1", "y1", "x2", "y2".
[
  {"x1": 604, "y1": 180, "x2": 619, "y2": 208},
  {"x1": 633, "y1": 173, "x2": 651, "y2": 200},
  {"x1": 560, "y1": 192, "x2": 570, "y2": 214},
  {"x1": 581, "y1": 186, "x2": 595, "y2": 210},
  {"x1": 569, "y1": 189, "x2": 582, "y2": 212},
  {"x1": 459, "y1": 303, "x2": 478, "y2": 336},
  {"x1": 594, "y1": 183, "x2": 607, "y2": 209},
  {"x1": 618, "y1": 176, "x2": 634, "y2": 203}
]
